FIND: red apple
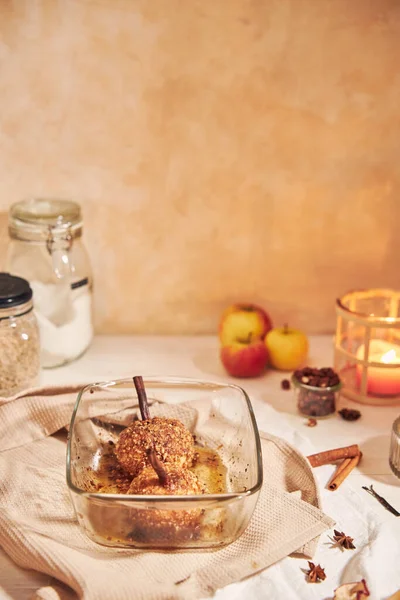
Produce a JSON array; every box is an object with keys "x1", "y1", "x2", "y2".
[
  {"x1": 219, "y1": 303, "x2": 272, "y2": 347},
  {"x1": 220, "y1": 340, "x2": 269, "y2": 378}
]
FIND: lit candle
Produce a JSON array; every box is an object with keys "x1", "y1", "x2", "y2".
[{"x1": 356, "y1": 340, "x2": 400, "y2": 396}]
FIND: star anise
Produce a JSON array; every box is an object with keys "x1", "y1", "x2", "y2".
[
  {"x1": 305, "y1": 561, "x2": 326, "y2": 583},
  {"x1": 333, "y1": 529, "x2": 355, "y2": 550}
]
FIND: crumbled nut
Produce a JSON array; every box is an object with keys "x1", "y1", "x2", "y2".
[
  {"x1": 306, "y1": 418, "x2": 317, "y2": 427},
  {"x1": 115, "y1": 417, "x2": 195, "y2": 476},
  {"x1": 127, "y1": 465, "x2": 206, "y2": 495}
]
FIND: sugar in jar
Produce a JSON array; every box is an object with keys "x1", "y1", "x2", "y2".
[{"x1": 6, "y1": 198, "x2": 93, "y2": 368}]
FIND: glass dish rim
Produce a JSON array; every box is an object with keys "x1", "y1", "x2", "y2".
[{"x1": 66, "y1": 375, "x2": 263, "y2": 503}]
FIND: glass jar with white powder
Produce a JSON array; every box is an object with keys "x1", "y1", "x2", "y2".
[{"x1": 7, "y1": 198, "x2": 93, "y2": 368}]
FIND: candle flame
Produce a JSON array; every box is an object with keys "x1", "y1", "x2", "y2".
[{"x1": 381, "y1": 349, "x2": 396, "y2": 363}]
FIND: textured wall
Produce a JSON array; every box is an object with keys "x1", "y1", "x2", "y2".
[{"x1": 0, "y1": 0, "x2": 400, "y2": 334}]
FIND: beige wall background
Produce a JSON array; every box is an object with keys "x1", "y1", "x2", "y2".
[{"x1": 0, "y1": 0, "x2": 399, "y2": 334}]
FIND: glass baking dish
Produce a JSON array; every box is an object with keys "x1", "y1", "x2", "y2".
[{"x1": 66, "y1": 377, "x2": 263, "y2": 550}]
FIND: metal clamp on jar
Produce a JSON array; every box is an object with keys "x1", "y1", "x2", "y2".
[{"x1": 6, "y1": 198, "x2": 93, "y2": 368}]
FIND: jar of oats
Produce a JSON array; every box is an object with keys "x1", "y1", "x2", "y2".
[{"x1": 0, "y1": 273, "x2": 40, "y2": 397}]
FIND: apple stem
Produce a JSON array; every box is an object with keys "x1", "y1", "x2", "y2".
[
  {"x1": 133, "y1": 375, "x2": 151, "y2": 420},
  {"x1": 147, "y1": 447, "x2": 169, "y2": 486},
  {"x1": 283, "y1": 323, "x2": 289, "y2": 334}
]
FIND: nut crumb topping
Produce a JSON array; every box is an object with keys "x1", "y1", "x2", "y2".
[
  {"x1": 115, "y1": 416, "x2": 195, "y2": 476},
  {"x1": 127, "y1": 466, "x2": 207, "y2": 496}
]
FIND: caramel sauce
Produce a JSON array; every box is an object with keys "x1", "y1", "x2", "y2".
[
  {"x1": 191, "y1": 446, "x2": 227, "y2": 494},
  {"x1": 85, "y1": 444, "x2": 227, "y2": 495},
  {"x1": 81, "y1": 445, "x2": 228, "y2": 546}
]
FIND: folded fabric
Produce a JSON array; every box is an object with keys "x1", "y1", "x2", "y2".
[
  {"x1": 0, "y1": 386, "x2": 335, "y2": 600},
  {"x1": 0, "y1": 384, "x2": 85, "y2": 452}
]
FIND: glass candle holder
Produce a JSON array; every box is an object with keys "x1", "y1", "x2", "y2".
[
  {"x1": 389, "y1": 416, "x2": 400, "y2": 479},
  {"x1": 334, "y1": 288, "x2": 400, "y2": 406}
]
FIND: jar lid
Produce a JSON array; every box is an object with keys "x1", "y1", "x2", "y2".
[
  {"x1": 0, "y1": 273, "x2": 33, "y2": 308},
  {"x1": 8, "y1": 198, "x2": 83, "y2": 241}
]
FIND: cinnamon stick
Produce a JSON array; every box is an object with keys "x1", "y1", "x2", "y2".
[
  {"x1": 332, "y1": 456, "x2": 352, "y2": 477},
  {"x1": 328, "y1": 452, "x2": 362, "y2": 491},
  {"x1": 147, "y1": 448, "x2": 169, "y2": 486},
  {"x1": 307, "y1": 444, "x2": 360, "y2": 468},
  {"x1": 326, "y1": 457, "x2": 352, "y2": 489},
  {"x1": 133, "y1": 375, "x2": 151, "y2": 420}
]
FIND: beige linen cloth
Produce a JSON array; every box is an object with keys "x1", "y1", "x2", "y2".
[{"x1": 0, "y1": 386, "x2": 335, "y2": 600}]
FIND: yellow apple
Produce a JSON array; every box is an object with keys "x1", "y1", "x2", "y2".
[
  {"x1": 265, "y1": 324, "x2": 309, "y2": 371},
  {"x1": 219, "y1": 303, "x2": 272, "y2": 346}
]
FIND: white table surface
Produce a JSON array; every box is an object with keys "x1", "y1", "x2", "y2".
[{"x1": 1, "y1": 335, "x2": 399, "y2": 600}]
